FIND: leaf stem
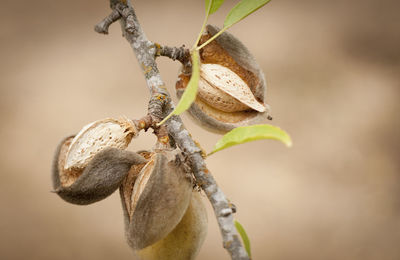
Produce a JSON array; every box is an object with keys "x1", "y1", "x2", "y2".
[
  {"x1": 192, "y1": 1, "x2": 212, "y2": 50},
  {"x1": 196, "y1": 25, "x2": 230, "y2": 50}
]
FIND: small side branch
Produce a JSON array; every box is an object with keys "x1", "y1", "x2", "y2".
[
  {"x1": 155, "y1": 44, "x2": 191, "y2": 67},
  {"x1": 95, "y1": 3, "x2": 137, "y2": 35},
  {"x1": 94, "y1": 9, "x2": 121, "y2": 34},
  {"x1": 99, "y1": 1, "x2": 250, "y2": 259}
]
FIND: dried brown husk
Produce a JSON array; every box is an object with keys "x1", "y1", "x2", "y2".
[
  {"x1": 52, "y1": 131, "x2": 145, "y2": 205},
  {"x1": 120, "y1": 151, "x2": 193, "y2": 250},
  {"x1": 136, "y1": 192, "x2": 207, "y2": 260},
  {"x1": 176, "y1": 24, "x2": 270, "y2": 133}
]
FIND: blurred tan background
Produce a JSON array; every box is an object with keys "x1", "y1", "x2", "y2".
[{"x1": 1, "y1": 0, "x2": 399, "y2": 259}]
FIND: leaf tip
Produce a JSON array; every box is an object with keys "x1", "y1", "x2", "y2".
[{"x1": 285, "y1": 137, "x2": 293, "y2": 147}]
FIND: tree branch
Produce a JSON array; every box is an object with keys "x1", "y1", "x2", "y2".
[
  {"x1": 155, "y1": 44, "x2": 191, "y2": 69},
  {"x1": 96, "y1": 2, "x2": 250, "y2": 259}
]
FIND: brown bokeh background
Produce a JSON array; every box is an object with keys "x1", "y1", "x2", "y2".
[{"x1": 1, "y1": 0, "x2": 399, "y2": 259}]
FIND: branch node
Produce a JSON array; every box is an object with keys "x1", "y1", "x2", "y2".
[
  {"x1": 220, "y1": 208, "x2": 233, "y2": 217},
  {"x1": 223, "y1": 240, "x2": 233, "y2": 249},
  {"x1": 116, "y1": 3, "x2": 136, "y2": 34},
  {"x1": 148, "y1": 93, "x2": 169, "y2": 123},
  {"x1": 132, "y1": 114, "x2": 153, "y2": 132},
  {"x1": 229, "y1": 202, "x2": 237, "y2": 214}
]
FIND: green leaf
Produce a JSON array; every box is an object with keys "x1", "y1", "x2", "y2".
[
  {"x1": 224, "y1": 0, "x2": 271, "y2": 28},
  {"x1": 205, "y1": 0, "x2": 225, "y2": 15},
  {"x1": 209, "y1": 124, "x2": 292, "y2": 155},
  {"x1": 158, "y1": 51, "x2": 200, "y2": 126},
  {"x1": 235, "y1": 220, "x2": 252, "y2": 258}
]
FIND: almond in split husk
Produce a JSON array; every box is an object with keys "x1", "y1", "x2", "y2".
[
  {"x1": 119, "y1": 150, "x2": 193, "y2": 250},
  {"x1": 52, "y1": 117, "x2": 144, "y2": 205},
  {"x1": 176, "y1": 25, "x2": 271, "y2": 134}
]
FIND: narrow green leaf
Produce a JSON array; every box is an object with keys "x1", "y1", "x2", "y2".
[
  {"x1": 170, "y1": 51, "x2": 200, "y2": 114},
  {"x1": 158, "y1": 51, "x2": 200, "y2": 126},
  {"x1": 224, "y1": 0, "x2": 271, "y2": 28},
  {"x1": 235, "y1": 220, "x2": 252, "y2": 258},
  {"x1": 205, "y1": 0, "x2": 225, "y2": 15},
  {"x1": 209, "y1": 124, "x2": 292, "y2": 155}
]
